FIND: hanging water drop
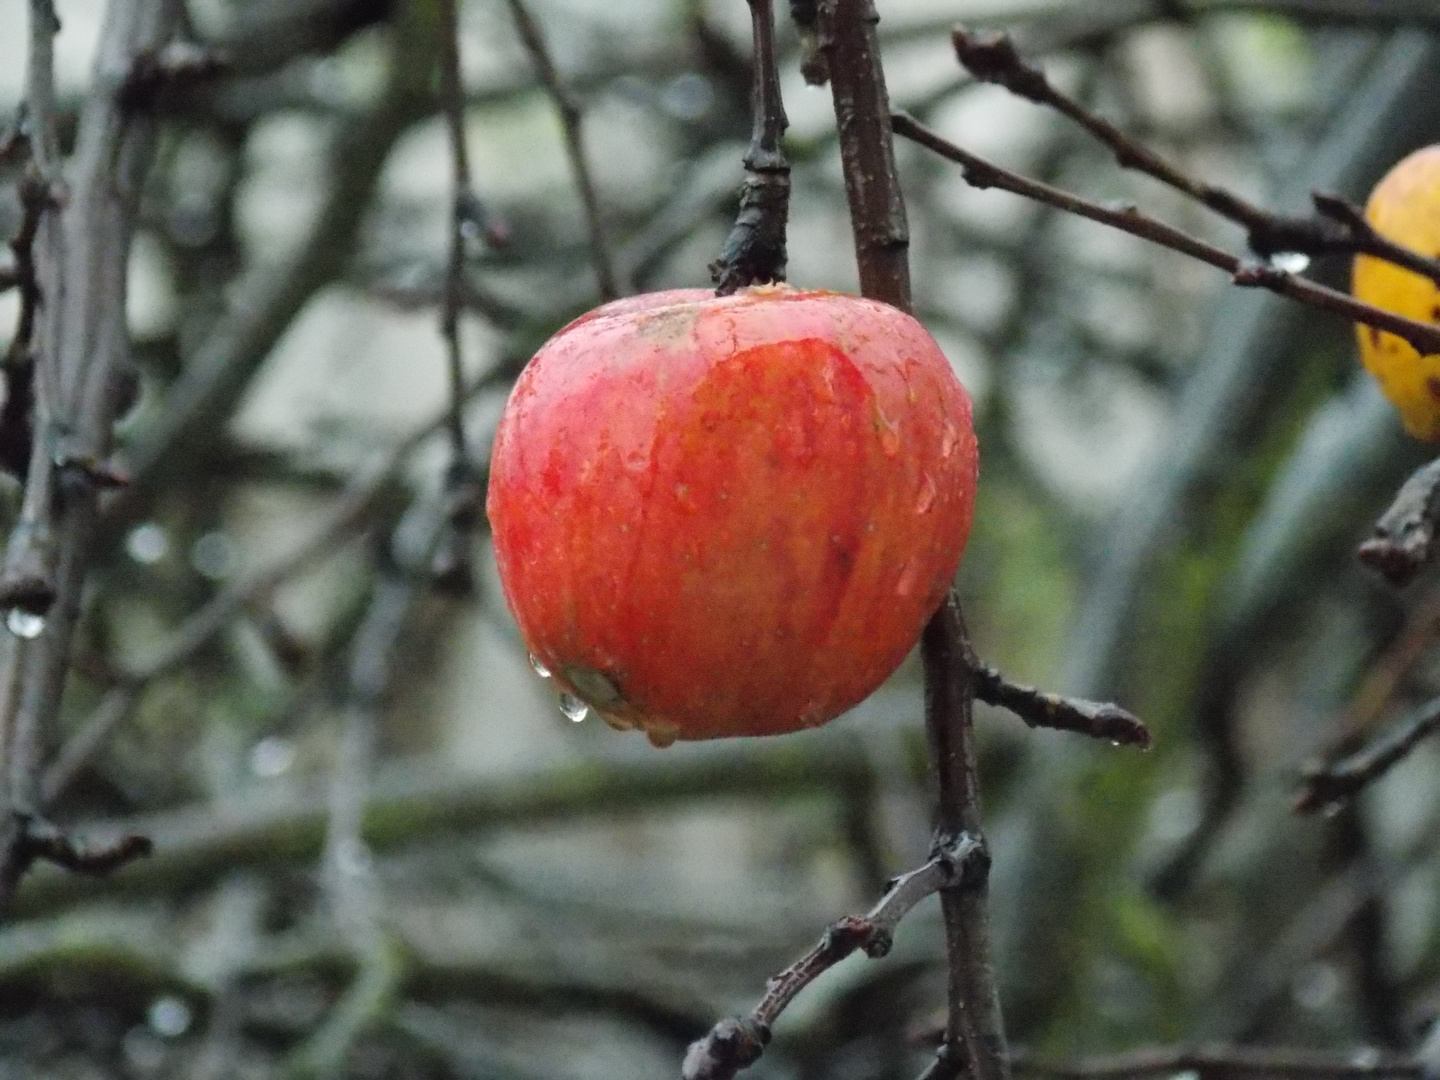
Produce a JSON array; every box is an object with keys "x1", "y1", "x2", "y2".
[
  {"x1": 6, "y1": 609, "x2": 44, "y2": 640},
  {"x1": 528, "y1": 653, "x2": 551, "y2": 679},
  {"x1": 558, "y1": 692, "x2": 589, "y2": 722}
]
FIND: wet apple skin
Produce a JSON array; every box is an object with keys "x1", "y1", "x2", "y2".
[{"x1": 487, "y1": 285, "x2": 979, "y2": 742}]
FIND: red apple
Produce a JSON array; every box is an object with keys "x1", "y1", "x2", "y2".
[{"x1": 486, "y1": 283, "x2": 978, "y2": 744}]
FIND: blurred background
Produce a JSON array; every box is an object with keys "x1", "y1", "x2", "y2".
[{"x1": 3, "y1": 0, "x2": 1440, "y2": 1077}]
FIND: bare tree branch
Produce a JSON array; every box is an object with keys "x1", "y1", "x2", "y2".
[
  {"x1": 0, "y1": 0, "x2": 183, "y2": 912},
  {"x1": 817, "y1": 2, "x2": 1008, "y2": 1076},
  {"x1": 683, "y1": 834, "x2": 984, "y2": 1080},
  {"x1": 950, "y1": 28, "x2": 1440, "y2": 282},
  {"x1": 973, "y1": 663, "x2": 1152, "y2": 748},
  {"x1": 891, "y1": 113, "x2": 1440, "y2": 357},
  {"x1": 505, "y1": 0, "x2": 618, "y2": 299}
]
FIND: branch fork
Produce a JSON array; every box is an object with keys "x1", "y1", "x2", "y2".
[{"x1": 682, "y1": 834, "x2": 986, "y2": 1080}]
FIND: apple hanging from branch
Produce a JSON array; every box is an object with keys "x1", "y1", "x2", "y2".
[{"x1": 486, "y1": 284, "x2": 979, "y2": 745}]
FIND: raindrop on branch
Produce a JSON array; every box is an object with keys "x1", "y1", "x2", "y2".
[
  {"x1": 1269, "y1": 251, "x2": 1311, "y2": 274},
  {"x1": 558, "y1": 693, "x2": 589, "y2": 722},
  {"x1": 6, "y1": 609, "x2": 44, "y2": 640},
  {"x1": 528, "y1": 653, "x2": 551, "y2": 679}
]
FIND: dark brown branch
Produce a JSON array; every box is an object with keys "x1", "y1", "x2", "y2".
[
  {"x1": 505, "y1": 0, "x2": 618, "y2": 299},
  {"x1": 973, "y1": 663, "x2": 1152, "y2": 748},
  {"x1": 1295, "y1": 695, "x2": 1440, "y2": 814},
  {"x1": 1008, "y1": 1045, "x2": 1421, "y2": 1080},
  {"x1": 950, "y1": 28, "x2": 1440, "y2": 283},
  {"x1": 1358, "y1": 456, "x2": 1440, "y2": 585},
  {"x1": 920, "y1": 594, "x2": 1009, "y2": 1080},
  {"x1": 819, "y1": 3, "x2": 1006, "y2": 1077},
  {"x1": 817, "y1": 0, "x2": 909, "y2": 306},
  {"x1": 711, "y1": 0, "x2": 790, "y2": 294},
  {"x1": 890, "y1": 112, "x2": 1440, "y2": 357},
  {"x1": 682, "y1": 835, "x2": 984, "y2": 1080}
]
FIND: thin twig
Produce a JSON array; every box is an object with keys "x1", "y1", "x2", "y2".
[
  {"x1": 38, "y1": 683, "x2": 140, "y2": 808},
  {"x1": 890, "y1": 112, "x2": 1440, "y2": 357},
  {"x1": 950, "y1": 28, "x2": 1440, "y2": 282},
  {"x1": 973, "y1": 663, "x2": 1152, "y2": 748},
  {"x1": 438, "y1": 0, "x2": 473, "y2": 465},
  {"x1": 682, "y1": 834, "x2": 984, "y2": 1080},
  {"x1": 1359, "y1": 456, "x2": 1440, "y2": 585},
  {"x1": 919, "y1": 594, "x2": 1008, "y2": 1080},
  {"x1": 505, "y1": 0, "x2": 618, "y2": 299},
  {"x1": 1295, "y1": 695, "x2": 1440, "y2": 814}
]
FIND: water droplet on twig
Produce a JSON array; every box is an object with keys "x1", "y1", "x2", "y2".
[
  {"x1": 6, "y1": 609, "x2": 44, "y2": 639},
  {"x1": 528, "y1": 653, "x2": 551, "y2": 679},
  {"x1": 558, "y1": 693, "x2": 589, "y2": 722},
  {"x1": 1269, "y1": 251, "x2": 1311, "y2": 274}
]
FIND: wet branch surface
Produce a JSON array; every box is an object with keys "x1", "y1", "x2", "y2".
[
  {"x1": 950, "y1": 28, "x2": 1440, "y2": 281},
  {"x1": 711, "y1": 0, "x2": 790, "y2": 294},
  {"x1": 973, "y1": 663, "x2": 1151, "y2": 748},
  {"x1": 682, "y1": 834, "x2": 984, "y2": 1080},
  {"x1": 0, "y1": 0, "x2": 182, "y2": 913},
  {"x1": 816, "y1": 1, "x2": 1009, "y2": 1076},
  {"x1": 890, "y1": 113, "x2": 1440, "y2": 358}
]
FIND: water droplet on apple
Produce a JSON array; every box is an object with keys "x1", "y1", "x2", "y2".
[
  {"x1": 915, "y1": 474, "x2": 937, "y2": 514},
  {"x1": 645, "y1": 722, "x2": 679, "y2": 748},
  {"x1": 941, "y1": 422, "x2": 958, "y2": 459},
  {"x1": 564, "y1": 665, "x2": 623, "y2": 707},
  {"x1": 528, "y1": 653, "x2": 551, "y2": 679},
  {"x1": 558, "y1": 693, "x2": 589, "y2": 722},
  {"x1": 6, "y1": 609, "x2": 45, "y2": 639}
]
